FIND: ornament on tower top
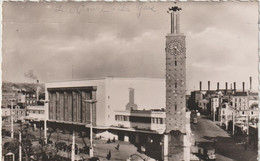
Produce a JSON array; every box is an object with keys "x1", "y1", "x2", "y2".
[
  {"x1": 169, "y1": 6, "x2": 182, "y2": 12},
  {"x1": 168, "y1": 6, "x2": 182, "y2": 34}
]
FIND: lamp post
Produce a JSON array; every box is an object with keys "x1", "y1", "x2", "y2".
[
  {"x1": 40, "y1": 99, "x2": 50, "y2": 144},
  {"x1": 71, "y1": 132, "x2": 75, "y2": 161},
  {"x1": 85, "y1": 100, "x2": 97, "y2": 158},
  {"x1": 8, "y1": 98, "x2": 16, "y2": 139},
  {"x1": 232, "y1": 110, "x2": 235, "y2": 135},
  {"x1": 19, "y1": 129, "x2": 22, "y2": 161},
  {"x1": 246, "y1": 110, "x2": 249, "y2": 135}
]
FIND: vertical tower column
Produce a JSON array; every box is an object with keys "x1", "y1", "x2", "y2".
[
  {"x1": 171, "y1": 12, "x2": 174, "y2": 34},
  {"x1": 165, "y1": 6, "x2": 190, "y2": 161},
  {"x1": 163, "y1": 134, "x2": 169, "y2": 161},
  {"x1": 176, "y1": 11, "x2": 180, "y2": 34}
]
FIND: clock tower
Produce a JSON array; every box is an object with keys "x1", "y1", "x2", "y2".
[{"x1": 164, "y1": 6, "x2": 190, "y2": 161}]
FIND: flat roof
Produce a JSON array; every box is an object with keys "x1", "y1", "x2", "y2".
[{"x1": 46, "y1": 76, "x2": 165, "y2": 83}]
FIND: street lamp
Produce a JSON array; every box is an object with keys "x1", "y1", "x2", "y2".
[
  {"x1": 19, "y1": 129, "x2": 22, "y2": 161},
  {"x1": 8, "y1": 98, "x2": 16, "y2": 139},
  {"x1": 232, "y1": 111, "x2": 236, "y2": 135},
  {"x1": 84, "y1": 99, "x2": 97, "y2": 158},
  {"x1": 40, "y1": 99, "x2": 50, "y2": 144}
]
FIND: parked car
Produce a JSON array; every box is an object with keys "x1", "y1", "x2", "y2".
[
  {"x1": 197, "y1": 141, "x2": 216, "y2": 161},
  {"x1": 204, "y1": 147, "x2": 216, "y2": 161}
]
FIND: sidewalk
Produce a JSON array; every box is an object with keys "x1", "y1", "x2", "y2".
[{"x1": 53, "y1": 140, "x2": 153, "y2": 161}]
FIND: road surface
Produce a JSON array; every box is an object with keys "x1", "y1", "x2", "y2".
[{"x1": 191, "y1": 116, "x2": 257, "y2": 161}]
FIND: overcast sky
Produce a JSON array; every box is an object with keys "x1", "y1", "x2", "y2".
[{"x1": 2, "y1": 2, "x2": 258, "y2": 93}]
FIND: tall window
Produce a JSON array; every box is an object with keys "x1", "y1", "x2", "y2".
[
  {"x1": 175, "y1": 61, "x2": 177, "y2": 66},
  {"x1": 175, "y1": 82, "x2": 177, "y2": 88}
]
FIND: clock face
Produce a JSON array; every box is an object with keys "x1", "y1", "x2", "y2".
[{"x1": 166, "y1": 40, "x2": 184, "y2": 55}]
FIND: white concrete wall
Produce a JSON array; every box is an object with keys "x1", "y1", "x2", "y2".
[
  {"x1": 45, "y1": 78, "x2": 107, "y2": 126},
  {"x1": 45, "y1": 77, "x2": 166, "y2": 127},
  {"x1": 106, "y1": 77, "x2": 165, "y2": 125},
  {"x1": 25, "y1": 106, "x2": 45, "y2": 121},
  {"x1": 113, "y1": 110, "x2": 166, "y2": 132},
  {"x1": 114, "y1": 120, "x2": 166, "y2": 132}
]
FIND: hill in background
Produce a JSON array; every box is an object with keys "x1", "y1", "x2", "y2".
[{"x1": 2, "y1": 82, "x2": 45, "y2": 94}]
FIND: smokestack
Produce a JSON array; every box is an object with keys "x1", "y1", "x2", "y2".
[
  {"x1": 208, "y1": 81, "x2": 210, "y2": 91},
  {"x1": 250, "y1": 77, "x2": 252, "y2": 90},
  {"x1": 243, "y1": 82, "x2": 245, "y2": 92},
  {"x1": 199, "y1": 81, "x2": 202, "y2": 91},
  {"x1": 217, "y1": 82, "x2": 219, "y2": 91},
  {"x1": 233, "y1": 82, "x2": 236, "y2": 92},
  {"x1": 225, "y1": 82, "x2": 228, "y2": 92},
  {"x1": 126, "y1": 88, "x2": 138, "y2": 110},
  {"x1": 36, "y1": 80, "x2": 40, "y2": 101}
]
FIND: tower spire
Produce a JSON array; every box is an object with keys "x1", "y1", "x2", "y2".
[{"x1": 168, "y1": 6, "x2": 182, "y2": 34}]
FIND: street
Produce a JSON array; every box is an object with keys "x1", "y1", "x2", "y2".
[{"x1": 191, "y1": 115, "x2": 257, "y2": 161}]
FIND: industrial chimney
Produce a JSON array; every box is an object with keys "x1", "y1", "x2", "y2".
[
  {"x1": 126, "y1": 88, "x2": 138, "y2": 111},
  {"x1": 208, "y1": 81, "x2": 210, "y2": 91},
  {"x1": 199, "y1": 81, "x2": 202, "y2": 91},
  {"x1": 250, "y1": 77, "x2": 252, "y2": 90},
  {"x1": 225, "y1": 82, "x2": 228, "y2": 93},
  {"x1": 217, "y1": 82, "x2": 219, "y2": 91},
  {"x1": 242, "y1": 82, "x2": 245, "y2": 92},
  {"x1": 233, "y1": 82, "x2": 236, "y2": 92},
  {"x1": 226, "y1": 82, "x2": 228, "y2": 91}
]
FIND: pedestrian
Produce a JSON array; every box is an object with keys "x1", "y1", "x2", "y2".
[
  {"x1": 116, "y1": 143, "x2": 120, "y2": 150},
  {"x1": 107, "y1": 138, "x2": 111, "y2": 144},
  {"x1": 106, "y1": 150, "x2": 111, "y2": 160}
]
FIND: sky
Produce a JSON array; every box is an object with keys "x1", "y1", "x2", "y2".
[{"x1": 2, "y1": 2, "x2": 259, "y2": 93}]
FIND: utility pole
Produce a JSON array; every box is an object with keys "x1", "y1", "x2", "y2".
[
  {"x1": 85, "y1": 100, "x2": 97, "y2": 158},
  {"x1": 246, "y1": 112, "x2": 249, "y2": 135},
  {"x1": 9, "y1": 98, "x2": 16, "y2": 139},
  {"x1": 19, "y1": 130, "x2": 22, "y2": 161},
  {"x1": 11, "y1": 101, "x2": 14, "y2": 138},
  {"x1": 40, "y1": 99, "x2": 50, "y2": 144},
  {"x1": 213, "y1": 107, "x2": 215, "y2": 122},
  {"x1": 232, "y1": 111, "x2": 235, "y2": 135},
  {"x1": 71, "y1": 132, "x2": 75, "y2": 161}
]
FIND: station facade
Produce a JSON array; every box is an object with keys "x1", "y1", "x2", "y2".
[{"x1": 45, "y1": 77, "x2": 165, "y2": 127}]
